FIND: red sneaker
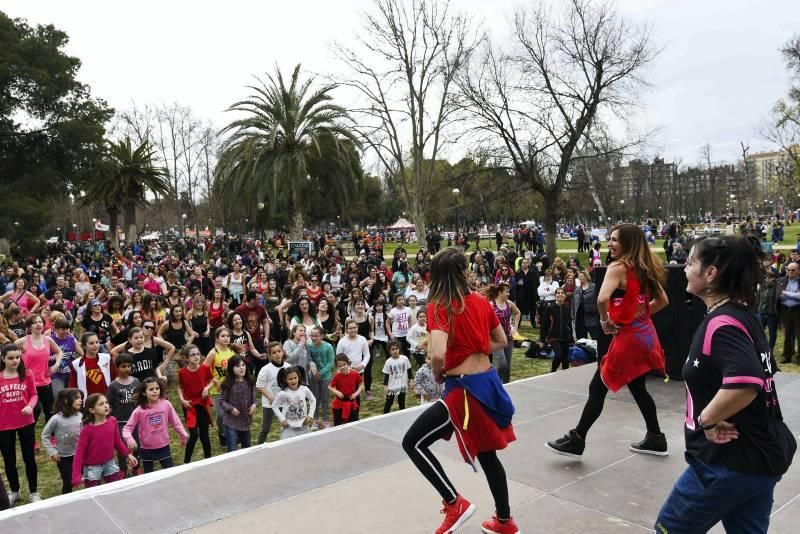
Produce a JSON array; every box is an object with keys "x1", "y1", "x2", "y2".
[
  {"x1": 481, "y1": 515, "x2": 519, "y2": 534},
  {"x1": 435, "y1": 494, "x2": 476, "y2": 534},
  {"x1": 34, "y1": 441, "x2": 40, "y2": 453}
]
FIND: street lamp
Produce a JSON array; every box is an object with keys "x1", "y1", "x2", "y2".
[
  {"x1": 92, "y1": 218, "x2": 97, "y2": 246},
  {"x1": 181, "y1": 213, "x2": 187, "y2": 238},
  {"x1": 452, "y1": 188, "x2": 460, "y2": 232}
]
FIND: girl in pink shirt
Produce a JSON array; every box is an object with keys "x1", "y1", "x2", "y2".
[
  {"x1": 71, "y1": 393, "x2": 136, "y2": 488},
  {"x1": 0, "y1": 343, "x2": 40, "y2": 504},
  {"x1": 123, "y1": 377, "x2": 187, "y2": 473}
]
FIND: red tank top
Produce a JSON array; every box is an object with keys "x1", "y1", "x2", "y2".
[{"x1": 209, "y1": 302, "x2": 225, "y2": 329}]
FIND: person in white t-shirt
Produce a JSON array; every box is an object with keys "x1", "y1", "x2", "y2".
[
  {"x1": 387, "y1": 294, "x2": 411, "y2": 356},
  {"x1": 382, "y1": 341, "x2": 413, "y2": 414},
  {"x1": 271, "y1": 366, "x2": 316, "y2": 440},
  {"x1": 406, "y1": 309, "x2": 428, "y2": 368},
  {"x1": 255, "y1": 342, "x2": 289, "y2": 444},
  {"x1": 335, "y1": 318, "x2": 371, "y2": 377}
]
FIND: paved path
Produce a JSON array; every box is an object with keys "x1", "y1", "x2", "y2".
[{"x1": 3, "y1": 365, "x2": 800, "y2": 533}]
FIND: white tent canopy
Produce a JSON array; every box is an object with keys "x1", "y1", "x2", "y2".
[{"x1": 387, "y1": 217, "x2": 415, "y2": 229}]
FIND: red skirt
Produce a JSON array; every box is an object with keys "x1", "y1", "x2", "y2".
[
  {"x1": 441, "y1": 387, "x2": 516, "y2": 469},
  {"x1": 600, "y1": 318, "x2": 665, "y2": 393}
]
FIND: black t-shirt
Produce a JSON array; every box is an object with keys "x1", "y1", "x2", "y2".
[
  {"x1": 683, "y1": 303, "x2": 796, "y2": 476},
  {"x1": 128, "y1": 347, "x2": 160, "y2": 382},
  {"x1": 82, "y1": 313, "x2": 114, "y2": 345}
]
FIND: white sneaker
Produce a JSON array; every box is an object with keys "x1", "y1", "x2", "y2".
[
  {"x1": 29, "y1": 492, "x2": 42, "y2": 503},
  {"x1": 8, "y1": 491, "x2": 19, "y2": 506}
]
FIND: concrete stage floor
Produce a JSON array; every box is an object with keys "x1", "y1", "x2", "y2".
[{"x1": 3, "y1": 364, "x2": 800, "y2": 533}]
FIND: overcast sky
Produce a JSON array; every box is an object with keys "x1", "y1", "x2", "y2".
[{"x1": 4, "y1": 0, "x2": 798, "y2": 167}]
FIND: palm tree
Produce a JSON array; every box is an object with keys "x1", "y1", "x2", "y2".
[
  {"x1": 216, "y1": 64, "x2": 360, "y2": 239},
  {"x1": 82, "y1": 137, "x2": 170, "y2": 249}
]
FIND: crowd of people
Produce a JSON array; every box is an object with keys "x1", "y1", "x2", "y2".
[
  {"x1": 0, "y1": 222, "x2": 797, "y2": 533},
  {"x1": 1, "y1": 233, "x2": 572, "y2": 506}
]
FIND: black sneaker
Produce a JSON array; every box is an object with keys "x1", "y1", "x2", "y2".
[
  {"x1": 629, "y1": 432, "x2": 668, "y2": 456},
  {"x1": 545, "y1": 430, "x2": 585, "y2": 459}
]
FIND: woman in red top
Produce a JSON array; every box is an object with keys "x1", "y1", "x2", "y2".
[
  {"x1": 546, "y1": 223, "x2": 669, "y2": 459},
  {"x1": 402, "y1": 248, "x2": 518, "y2": 534}
]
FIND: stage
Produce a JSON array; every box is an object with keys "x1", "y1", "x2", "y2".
[{"x1": 3, "y1": 364, "x2": 800, "y2": 533}]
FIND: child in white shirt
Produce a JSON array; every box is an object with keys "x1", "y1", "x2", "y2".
[{"x1": 382, "y1": 341, "x2": 413, "y2": 414}]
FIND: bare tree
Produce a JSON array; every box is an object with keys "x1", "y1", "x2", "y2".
[
  {"x1": 335, "y1": 0, "x2": 480, "y2": 245},
  {"x1": 458, "y1": 0, "x2": 656, "y2": 258},
  {"x1": 196, "y1": 124, "x2": 220, "y2": 230},
  {"x1": 700, "y1": 143, "x2": 718, "y2": 215}
]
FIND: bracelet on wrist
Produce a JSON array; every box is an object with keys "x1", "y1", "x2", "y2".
[{"x1": 697, "y1": 414, "x2": 716, "y2": 431}]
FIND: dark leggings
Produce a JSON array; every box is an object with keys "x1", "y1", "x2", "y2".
[
  {"x1": 56, "y1": 455, "x2": 74, "y2": 494},
  {"x1": 0, "y1": 424, "x2": 37, "y2": 493},
  {"x1": 550, "y1": 341, "x2": 571, "y2": 373},
  {"x1": 402, "y1": 401, "x2": 510, "y2": 520},
  {"x1": 34, "y1": 384, "x2": 55, "y2": 424},
  {"x1": 142, "y1": 455, "x2": 174, "y2": 473},
  {"x1": 575, "y1": 367, "x2": 661, "y2": 439},
  {"x1": 364, "y1": 354, "x2": 373, "y2": 392},
  {"x1": 383, "y1": 392, "x2": 406, "y2": 413},
  {"x1": 184, "y1": 405, "x2": 212, "y2": 463},
  {"x1": 332, "y1": 408, "x2": 359, "y2": 426}
]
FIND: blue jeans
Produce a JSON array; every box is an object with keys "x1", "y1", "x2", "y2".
[
  {"x1": 224, "y1": 426, "x2": 251, "y2": 453},
  {"x1": 655, "y1": 453, "x2": 780, "y2": 534},
  {"x1": 758, "y1": 313, "x2": 779, "y2": 353}
]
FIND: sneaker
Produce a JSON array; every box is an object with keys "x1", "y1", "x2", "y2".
[
  {"x1": 435, "y1": 494, "x2": 476, "y2": 534},
  {"x1": 481, "y1": 515, "x2": 520, "y2": 534},
  {"x1": 629, "y1": 432, "x2": 668, "y2": 456},
  {"x1": 311, "y1": 424, "x2": 319, "y2": 431},
  {"x1": 7, "y1": 491, "x2": 19, "y2": 506},
  {"x1": 29, "y1": 492, "x2": 42, "y2": 503},
  {"x1": 218, "y1": 434, "x2": 227, "y2": 448},
  {"x1": 545, "y1": 429, "x2": 585, "y2": 459}
]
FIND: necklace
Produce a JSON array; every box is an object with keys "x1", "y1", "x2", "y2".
[{"x1": 706, "y1": 297, "x2": 730, "y2": 315}]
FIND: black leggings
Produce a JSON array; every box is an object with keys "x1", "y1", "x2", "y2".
[
  {"x1": 34, "y1": 384, "x2": 55, "y2": 424},
  {"x1": 184, "y1": 405, "x2": 212, "y2": 463},
  {"x1": 402, "y1": 401, "x2": 510, "y2": 519},
  {"x1": 142, "y1": 456, "x2": 174, "y2": 473},
  {"x1": 364, "y1": 354, "x2": 374, "y2": 392},
  {"x1": 0, "y1": 424, "x2": 37, "y2": 493},
  {"x1": 575, "y1": 367, "x2": 661, "y2": 439},
  {"x1": 56, "y1": 455, "x2": 74, "y2": 494},
  {"x1": 550, "y1": 341, "x2": 570, "y2": 373},
  {"x1": 383, "y1": 392, "x2": 406, "y2": 413},
  {"x1": 332, "y1": 408, "x2": 359, "y2": 426}
]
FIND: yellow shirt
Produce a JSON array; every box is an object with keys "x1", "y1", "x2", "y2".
[{"x1": 209, "y1": 347, "x2": 235, "y2": 395}]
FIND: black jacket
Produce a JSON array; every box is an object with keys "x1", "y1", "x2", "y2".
[{"x1": 541, "y1": 303, "x2": 574, "y2": 342}]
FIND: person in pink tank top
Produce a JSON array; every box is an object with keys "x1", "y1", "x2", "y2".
[{"x1": 15, "y1": 314, "x2": 63, "y2": 424}]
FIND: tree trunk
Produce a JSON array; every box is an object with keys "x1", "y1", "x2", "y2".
[
  {"x1": 107, "y1": 206, "x2": 120, "y2": 251},
  {"x1": 412, "y1": 206, "x2": 426, "y2": 249},
  {"x1": 124, "y1": 204, "x2": 138, "y2": 243},
  {"x1": 543, "y1": 192, "x2": 560, "y2": 260},
  {"x1": 287, "y1": 193, "x2": 304, "y2": 241}
]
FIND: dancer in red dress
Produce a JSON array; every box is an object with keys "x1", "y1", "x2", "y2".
[
  {"x1": 545, "y1": 223, "x2": 669, "y2": 458},
  {"x1": 402, "y1": 248, "x2": 519, "y2": 534}
]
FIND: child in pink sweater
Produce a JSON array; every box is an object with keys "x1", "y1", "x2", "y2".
[
  {"x1": 72, "y1": 393, "x2": 137, "y2": 488},
  {"x1": 123, "y1": 377, "x2": 187, "y2": 473}
]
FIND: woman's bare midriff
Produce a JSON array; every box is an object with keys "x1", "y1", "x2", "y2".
[{"x1": 446, "y1": 352, "x2": 492, "y2": 376}]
